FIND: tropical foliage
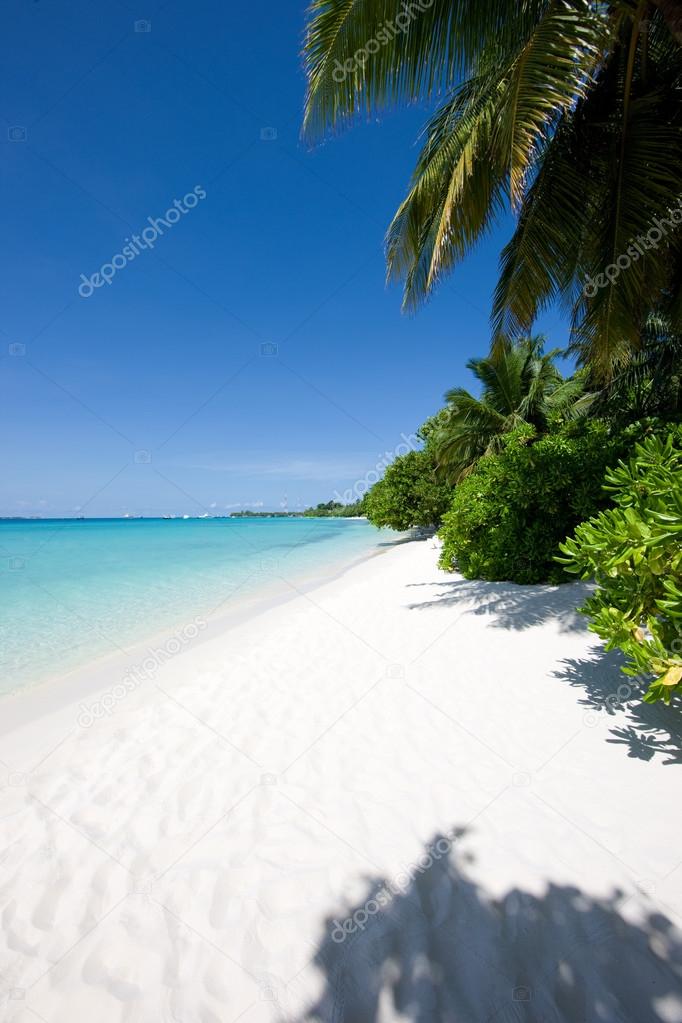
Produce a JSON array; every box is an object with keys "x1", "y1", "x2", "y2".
[
  {"x1": 558, "y1": 431, "x2": 682, "y2": 704},
  {"x1": 364, "y1": 448, "x2": 451, "y2": 530},
  {"x1": 303, "y1": 1, "x2": 682, "y2": 378},
  {"x1": 437, "y1": 420, "x2": 639, "y2": 583},
  {"x1": 434, "y1": 336, "x2": 584, "y2": 481}
]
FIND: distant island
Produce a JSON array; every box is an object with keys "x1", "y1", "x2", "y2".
[
  {"x1": 229, "y1": 500, "x2": 364, "y2": 519},
  {"x1": 0, "y1": 501, "x2": 366, "y2": 522},
  {"x1": 302, "y1": 499, "x2": 365, "y2": 518}
]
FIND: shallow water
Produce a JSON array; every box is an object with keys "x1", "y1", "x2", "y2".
[{"x1": 0, "y1": 517, "x2": 382, "y2": 693}]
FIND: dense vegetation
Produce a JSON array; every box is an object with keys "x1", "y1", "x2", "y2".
[
  {"x1": 559, "y1": 432, "x2": 682, "y2": 704},
  {"x1": 438, "y1": 420, "x2": 643, "y2": 584},
  {"x1": 363, "y1": 449, "x2": 450, "y2": 530}
]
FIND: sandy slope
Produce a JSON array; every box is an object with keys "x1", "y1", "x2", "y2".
[{"x1": 1, "y1": 538, "x2": 681, "y2": 1023}]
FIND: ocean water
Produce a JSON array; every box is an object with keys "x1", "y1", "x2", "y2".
[{"x1": 0, "y1": 517, "x2": 383, "y2": 694}]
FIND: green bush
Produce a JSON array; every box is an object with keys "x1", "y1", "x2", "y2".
[
  {"x1": 438, "y1": 421, "x2": 638, "y2": 584},
  {"x1": 364, "y1": 449, "x2": 451, "y2": 531},
  {"x1": 558, "y1": 432, "x2": 682, "y2": 704}
]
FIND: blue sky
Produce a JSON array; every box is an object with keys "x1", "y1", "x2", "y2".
[{"x1": 1, "y1": 0, "x2": 568, "y2": 517}]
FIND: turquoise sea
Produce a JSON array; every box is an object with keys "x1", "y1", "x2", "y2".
[{"x1": 0, "y1": 517, "x2": 382, "y2": 694}]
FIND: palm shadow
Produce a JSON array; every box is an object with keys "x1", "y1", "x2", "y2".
[
  {"x1": 294, "y1": 831, "x2": 682, "y2": 1023},
  {"x1": 406, "y1": 577, "x2": 591, "y2": 633},
  {"x1": 555, "y1": 649, "x2": 682, "y2": 765}
]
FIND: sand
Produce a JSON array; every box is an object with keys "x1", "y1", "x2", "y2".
[{"x1": 1, "y1": 537, "x2": 681, "y2": 1022}]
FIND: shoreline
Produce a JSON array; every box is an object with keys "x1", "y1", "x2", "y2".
[
  {"x1": 1, "y1": 517, "x2": 381, "y2": 701},
  {"x1": 0, "y1": 531, "x2": 406, "y2": 749}
]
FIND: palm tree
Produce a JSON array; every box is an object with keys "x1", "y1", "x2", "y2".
[
  {"x1": 433, "y1": 336, "x2": 583, "y2": 481},
  {"x1": 303, "y1": 1, "x2": 682, "y2": 379}
]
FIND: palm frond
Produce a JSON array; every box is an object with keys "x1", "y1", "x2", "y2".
[
  {"x1": 385, "y1": 71, "x2": 508, "y2": 309},
  {"x1": 385, "y1": 1, "x2": 609, "y2": 307},
  {"x1": 494, "y1": 0, "x2": 609, "y2": 207},
  {"x1": 302, "y1": 0, "x2": 549, "y2": 139},
  {"x1": 571, "y1": 89, "x2": 682, "y2": 376},
  {"x1": 492, "y1": 111, "x2": 595, "y2": 340}
]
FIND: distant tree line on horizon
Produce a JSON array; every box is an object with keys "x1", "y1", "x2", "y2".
[{"x1": 302, "y1": 499, "x2": 365, "y2": 518}]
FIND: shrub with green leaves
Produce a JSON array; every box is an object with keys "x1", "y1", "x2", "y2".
[
  {"x1": 364, "y1": 449, "x2": 451, "y2": 531},
  {"x1": 438, "y1": 421, "x2": 635, "y2": 584},
  {"x1": 558, "y1": 432, "x2": 682, "y2": 704}
]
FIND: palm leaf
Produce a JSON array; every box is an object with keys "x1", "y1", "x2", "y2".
[
  {"x1": 385, "y1": 71, "x2": 508, "y2": 309},
  {"x1": 302, "y1": 0, "x2": 549, "y2": 138}
]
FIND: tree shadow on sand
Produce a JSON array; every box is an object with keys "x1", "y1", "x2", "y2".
[
  {"x1": 555, "y1": 649, "x2": 682, "y2": 766},
  {"x1": 295, "y1": 831, "x2": 682, "y2": 1023},
  {"x1": 377, "y1": 531, "x2": 436, "y2": 549},
  {"x1": 406, "y1": 578, "x2": 590, "y2": 633},
  {"x1": 406, "y1": 579, "x2": 682, "y2": 764}
]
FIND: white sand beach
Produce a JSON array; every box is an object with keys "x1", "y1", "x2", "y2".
[{"x1": 1, "y1": 538, "x2": 681, "y2": 1022}]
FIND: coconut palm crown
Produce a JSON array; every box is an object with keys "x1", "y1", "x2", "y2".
[{"x1": 434, "y1": 336, "x2": 584, "y2": 481}]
